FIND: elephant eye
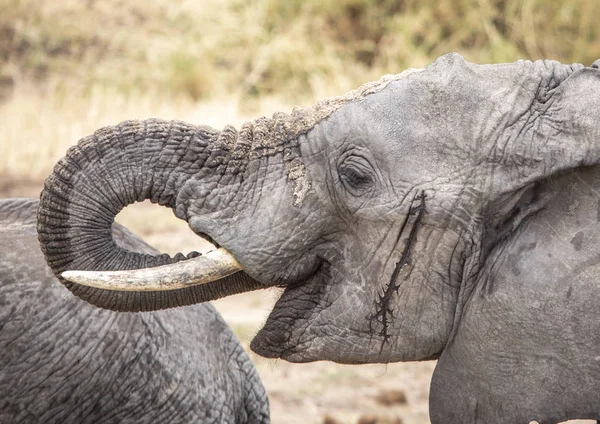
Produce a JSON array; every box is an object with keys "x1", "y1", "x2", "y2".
[{"x1": 338, "y1": 155, "x2": 376, "y2": 196}]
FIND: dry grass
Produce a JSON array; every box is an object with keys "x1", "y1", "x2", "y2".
[
  {"x1": 3, "y1": 0, "x2": 599, "y2": 99},
  {"x1": 2, "y1": 0, "x2": 600, "y2": 180},
  {"x1": 2, "y1": 0, "x2": 600, "y2": 179},
  {"x1": 0, "y1": 81, "x2": 292, "y2": 179}
]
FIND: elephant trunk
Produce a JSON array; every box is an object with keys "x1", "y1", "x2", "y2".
[{"x1": 37, "y1": 119, "x2": 262, "y2": 312}]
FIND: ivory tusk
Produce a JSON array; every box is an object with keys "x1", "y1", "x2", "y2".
[{"x1": 61, "y1": 248, "x2": 243, "y2": 291}]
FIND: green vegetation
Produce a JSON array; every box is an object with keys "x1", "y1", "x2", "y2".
[{"x1": 2, "y1": 0, "x2": 599, "y2": 103}]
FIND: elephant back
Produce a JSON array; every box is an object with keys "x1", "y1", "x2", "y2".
[{"x1": 0, "y1": 198, "x2": 269, "y2": 424}]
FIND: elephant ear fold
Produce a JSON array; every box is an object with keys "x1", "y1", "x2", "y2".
[{"x1": 481, "y1": 184, "x2": 549, "y2": 256}]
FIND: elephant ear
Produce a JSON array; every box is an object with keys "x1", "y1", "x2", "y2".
[
  {"x1": 433, "y1": 55, "x2": 600, "y2": 196},
  {"x1": 495, "y1": 64, "x2": 600, "y2": 186},
  {"x1": 407, "y1": 55, "x2": 600, "y2": 240}
]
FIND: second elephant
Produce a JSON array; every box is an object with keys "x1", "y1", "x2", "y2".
[{"x1": 0, "y1": 198, "x2": 269, "y2": 424}]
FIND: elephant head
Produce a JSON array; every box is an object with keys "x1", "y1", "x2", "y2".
[{"x1": 38, "y1": 53, "x2": 600, "y2": 364}]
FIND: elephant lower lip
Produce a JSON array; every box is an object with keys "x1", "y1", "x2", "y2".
[
  {"x1": 250, "y1": 267, "x2": 329, "y2": 361},
  {"x1": 250, "y1": 286, "x2": 304, "y2": 360}
]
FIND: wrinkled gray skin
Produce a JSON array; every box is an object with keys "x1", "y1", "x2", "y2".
[
  {"x1": 1, "y1": 198, "x2": 269, "y2": 424},
  {"x1": 37, "y1": 53, "x2": 600, "y2": 423}
]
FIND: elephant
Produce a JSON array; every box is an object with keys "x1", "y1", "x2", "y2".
[
  {"x1": 0, "y1": 198, "x2": 269, "y2": 424},
  {"x1": 36, "y1": 53, "x2": 600, "y2": 423}
]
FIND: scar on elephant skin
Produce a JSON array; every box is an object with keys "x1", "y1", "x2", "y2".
[{"x1": 369, "y1": 191, "x2": 426, "y2": 349}]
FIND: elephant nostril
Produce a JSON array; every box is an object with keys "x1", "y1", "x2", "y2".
[{"x1": 159, "y1": 251, "x2": 202, "y2": 261}]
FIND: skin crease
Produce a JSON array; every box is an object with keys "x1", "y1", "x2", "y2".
[
  {"x1": 1, "y1": 199, "x2": 269, "y2": 424},
  {"x1": 39, "y1": 53, "x2": 600, "y2": 423},
  {"x1": 179, "y1": 54, "x2": 600, "y2": 422}
]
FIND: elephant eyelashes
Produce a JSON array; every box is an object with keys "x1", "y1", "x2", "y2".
[{"x1": 338, "y1": 155, "x2": 377, "y2": 197}]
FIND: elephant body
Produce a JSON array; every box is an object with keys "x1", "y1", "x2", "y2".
[
  {"x1": 0, "y1": 198, "x2": 269, "y2": 424},
  {"x1": 34, "y1": 54, "x2": 600, "y2": 423},
  {"x1": 430, "y1": 166, "x2": 600, "y2": 423}
]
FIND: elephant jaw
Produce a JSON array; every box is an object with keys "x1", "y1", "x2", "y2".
[
  {"x1": 60, "y1": 244, "x2": 370, "y2": 363},
  {"x1": 248, "y1": 271, "x2": 381, "y2": 364},
  {"x1": 61, "y1": 248, "x2": 243, "y2": 291}
]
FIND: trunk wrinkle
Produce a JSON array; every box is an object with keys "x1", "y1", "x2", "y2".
[{"x1": 38, "y1": 119, "x2": 262, "y2": 312}]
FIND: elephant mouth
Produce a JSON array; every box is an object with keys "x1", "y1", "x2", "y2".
[
  {"x1": 58, "y1": 223, "x2": 337, "y2": 360},
  {"x1": 59, "y1": 230, "x2": 324, "y2": 310},
  {"x1": 249, "y1": 272, "x2": 327, "y2": 361},
  {"x1": 250, "y1": 192, "x2": 429, "y2": 361}
]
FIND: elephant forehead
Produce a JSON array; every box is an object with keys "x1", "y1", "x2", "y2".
[
  {"x1": 289, "y1": 66, "x2": 426, "y2": 136},
  {"x1": 229, "y1": 56, "x2": 436, "y2": 155},
  {"x1": 220, "y1": 53, "x2": 475, "y2": 162}
]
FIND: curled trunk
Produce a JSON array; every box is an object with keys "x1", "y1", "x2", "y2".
[{"x1": 37, "y1": 119, "x2": 262, "y2": 312}]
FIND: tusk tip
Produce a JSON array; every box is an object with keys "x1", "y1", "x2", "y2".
[{"x1": 61, "y1": 270, "x2": 79, "y2": 281}]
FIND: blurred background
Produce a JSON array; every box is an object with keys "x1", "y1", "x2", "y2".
[{"x1": 1, "y1": 1, "x2": 599, "y2": 422}]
